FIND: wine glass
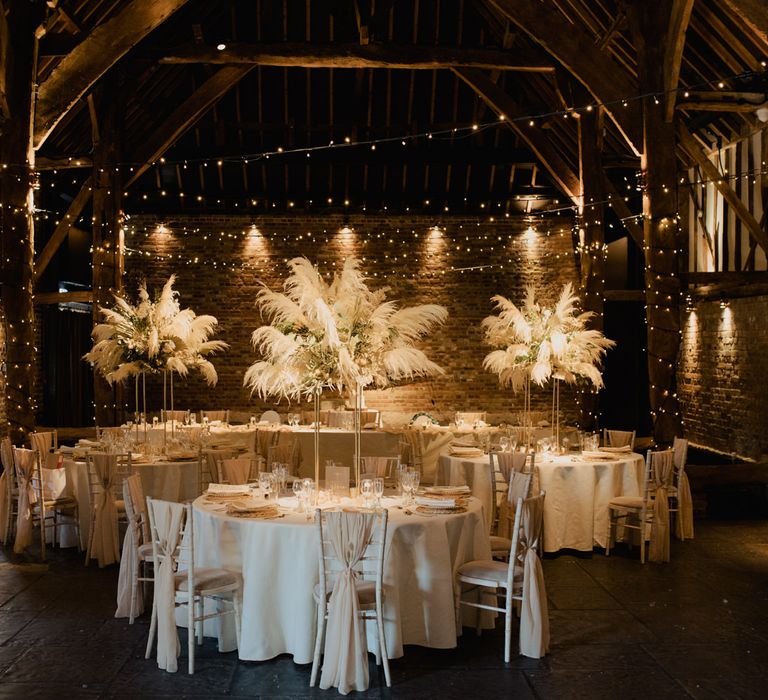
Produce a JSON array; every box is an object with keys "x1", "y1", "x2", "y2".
[
  {"x1": 360, "y1": 479, "x2": 373, "y2": 507},
  {"x1": 499, "y1": 436, "x2": 510, "y2": 452},
  {"x1": 259, "y1": 471, "x2": 273, "y2": 500},
  {"x1": 292, "y1": 479, "x2": 304, "y2": 512},
  {"x1": 373, "y1": 477, "x2": 384, "y2": 508}
]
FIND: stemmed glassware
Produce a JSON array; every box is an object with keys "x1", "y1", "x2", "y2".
[
  {"x1": 292, "y1": 479, "x2": 304, "y2": 512},
  {"x1": 401, "y1": 468, "x2": 421, "y2": 506},
  {"x1": 259, "y1": 471, "x2": 273, "y2": 500},
  {"x1": 499, "y1": 436, "x2": 510, "y2": 452},
  {"x1": 360, "y1": 478, "x2": 374, "y2": 508},
  {"x1": 373, "y1": 477, "x2": 385, "y2": 508}
]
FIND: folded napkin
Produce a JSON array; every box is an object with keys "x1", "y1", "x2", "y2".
[
  {"x1": 415, "y1": 495, "x2": 457, "y2": 508},
  {"x1": 165, "y1": 450, "x2": 198, "y2": 460},
  {"x1": 362, "y1": 422, "x2": 378, "y2": 430},
  {"x1": 451, "y1": 436, "x2": 477, "y2": 447},
  {"x1": 449, "y1": 446, "x2": 484, "y2": 457},
  {"x1": 225, "y1": 500, "x2": 279, "y2": 518},
  {"x1": 425, "y1": 485, "x2": 471, "y2": 495},
  {"x1": 581, "y1": 450, "x2": 617, "y2": 461},
  {"x1": 78, "y1": 439, "x2": 102, "y2": 449},
  {"x1": 599, "y1": 445, "x2": 632, "y2": 453},
  {"x1": 207, "y1": 483, "x2": 251, "y2": 497}
]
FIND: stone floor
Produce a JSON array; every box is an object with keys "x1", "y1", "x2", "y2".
[{"x1": 1, "y1": 519, "x2": 767, "y2": 699}]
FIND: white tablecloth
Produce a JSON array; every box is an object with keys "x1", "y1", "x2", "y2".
[
  {"x1": 437, "y1": 451, "x2": 644, "y2": 552},
  {"x1": 191, "y1": 495, "x2": 491, "y2": 662}
]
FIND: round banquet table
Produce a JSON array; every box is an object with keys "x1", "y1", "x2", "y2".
[
  {"x1": 190, "y1": 494, "x2": 492, "y2": 663},
  {"x1": 437, "y1": 451, "x2": 645, "y2": 552}
]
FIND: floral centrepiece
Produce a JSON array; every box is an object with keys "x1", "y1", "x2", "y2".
[
  {"x1": 244, "y1": 257, "x2": 448, "y2": 401},
  {"x1": 482, "y1": 283, "x2": 615, "y2": 391},
  {"x1": 84, "y1": 276, "x2": 228, "y2": 385}
]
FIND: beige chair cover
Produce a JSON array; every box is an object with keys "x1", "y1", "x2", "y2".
[
  {"x1": 497, "y1": 471, "x2": 532, "y2": 539},
  {"x1": 13, "y1": 448, "x2": 37, "y2": 554},
  {"x1": 649, "y1": 450, "x2": 674, "y2": 563},
  {"x1": 115, "y1": 477, "x2": 144, "y2": 618},
  {"x1": 673, "y1": 438, "x2": 694, "y2": 540},
  {"x1": 319, "y1": 510, "x2": 376, "y2": 695},
  {"x1": 222, "y1": 458, "x2": 252, "y2": 485},
  {"x1": 402, "y1": 429, "x2": 454, "y2": 484},
  {"x1": 204, "y1": 449, "x2": 237, "y2": 485},
  {"x1": 518, "y1": 493, "x2": 549, "y2": 658},
  {"x1": 496, "y1": 451, "x2": 527, "y2": 483},
  {"x1": 90, "y1": 453, "x2": 121, "y2": 567},
  {"x1": 150, "y1": 499, "x2": 186, "y2": 673},
  {"x1": 254, "y1": 428, "x2": 276, "y2": 463},
  {"x1": 605, "y1": 429, "x2": 634, "y2": 448},
  {"x1": 0, "y1": 438, "x2": 13, "y2": 543}
]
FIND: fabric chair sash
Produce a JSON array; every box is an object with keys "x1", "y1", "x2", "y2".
[
  {"x1": 115, "y1": 479, "x2": 143, "y2": 618},
  {"x1": 152, "y1": 500, "x2": 186, "y2": 673},
  {"x1": 496, "y1": 451, "x2": 527, "y2": 483},
  {"x1": 13, "y1": 448, "x2": 36, "y2": 554},
  {"x1": 675, "y1": 471, "x2": 695, "y2": 540},
  {"x1": 649, "y1": 451, "x2": 674, "y2": 563},
  {"x1": 91, "y1": 453, "x2": 120, "y2": 567},
  {"x1": 319, "y1": 510, "x2": 376, "y2": 695},
  {"x1": 223, "y1": 459, "x2": 251, "y2": 485},
  {"x1": 518, "y1": 494, "x2": 549, "y2": 659}
]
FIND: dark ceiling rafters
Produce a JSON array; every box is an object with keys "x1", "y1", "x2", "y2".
[{"x1": 28, "y1": 0, "x2": 768, "y2": 244}]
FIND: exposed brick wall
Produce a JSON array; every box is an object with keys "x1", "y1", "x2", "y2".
[
  {"x1": 120, "y1": 213, "x2": 580, "y2": 424},
  {"x1": 678, "y1": 296, "x2": 768, "y2": 461}
]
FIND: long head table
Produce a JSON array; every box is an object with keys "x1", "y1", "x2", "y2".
[{"x1": 190, "y1": 495, "x2": 491, "y2": 662}]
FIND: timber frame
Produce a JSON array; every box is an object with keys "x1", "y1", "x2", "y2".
[{"x1": 0, "y1": 0, "x2": 765, "y2": 441}]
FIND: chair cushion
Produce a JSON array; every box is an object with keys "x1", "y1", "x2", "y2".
[
  {"x1": 174, "y1": 568, "x2": 238, "y2": 593},
  {"x1": 313, "y1": 579, "x2": 377, "y2": 606},
  {"x1": 138, "y1": 543, "x2": 154, "y2": 560},
  {"x1": 43, "y1": 497, "x2": 77, "y2": 510},
  {"x1": 609, "y1": 496, "x2": 644, "y2": 509},
  {"x1": 457, "y1": 559, "x2": 523, "y2": 586},
  {"x1": 489, "y1": 535, "x2": 512, "y2": 552}
]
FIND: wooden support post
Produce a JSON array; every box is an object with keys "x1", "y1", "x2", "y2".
[
  {"x1": 0, "y1": 1, "x2": 42, "y2": 443},
  {"x1": 629, "y1": 0, "x2": 684, "y2": 443},
  {"x1": 577, "y1": 107, "x2": 606, "y2": 430},
  {"x1": 91, "y1": 79, "x2": 125, "y2": 427}
]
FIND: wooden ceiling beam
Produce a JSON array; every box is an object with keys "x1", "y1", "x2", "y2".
[
  {"x1": 34, "y1": 0, "x2": 191, "y2": 150},
  {"x1": 676, "y1": 91, "x2": 768, "y2": 112},
  {"x1": 35, "y1": 155, "x2": 93, "y2": 170},
  {"x1": 663, "y1": 0, "x2": 694, "y2": 122},
  {"x1": 677, "y1": 125, "x2": 768, "y2": 253},
  {"x1": 125, "y1": 66, "x2": 254, "y2": 188},
  {"x1": 453, "y1": 67, "x2": 581, "y2": 204},
  {"x1": 485, "y1": 0, "x2": 643, "y2": 156},
  {"x1": 157, "y1": 42, "x2": 555, "y2": 71},
  {"x1": 720, "y1": 0, "x2": 768, "y2": 48},
  {"x1": 33, "y1": 174, "x2": 93, "y2": 283}
]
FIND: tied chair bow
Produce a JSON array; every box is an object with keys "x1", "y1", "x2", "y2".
[
  {"x1": 89, "y1": 453, "x2": 121, "y2": 567},
  {"x1": 152, "y1": 500, "x2": 186, "y2": 673},
  {"x1": 12, "y1": 448, "x2": 36, "y2": 554},
  {"x1": 648, "y1": 450, "x2": 675, "y2": 563},
  {"x1": 319, "y1": 510, "x2": 376, "y2": 695},
  {"x1": 517, "y1": 494, "x2": 549, "y2": 658}
]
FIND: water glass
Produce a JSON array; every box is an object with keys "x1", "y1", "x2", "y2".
[
  {"x1": 499, "y1": 436, "x2": 510, "y2": 452},
  {"x1": 373, "y1": 477, "x2": 384, "y2": 508},
  {"x1": 360, "y1": 478, "x2": 374, "y2": 507},
  {"x1": 190, "y1": 412, "x2": 197, "y2": 425},
  {"x1": 259, "y1": 471, "x2": 273, "y2": 500},
  {"x1": 292, "y1": 479, "x2": 304, "y2": 512},
  {"x1": 250, "y1": 415, "x2": 256, "y2": 428}
]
